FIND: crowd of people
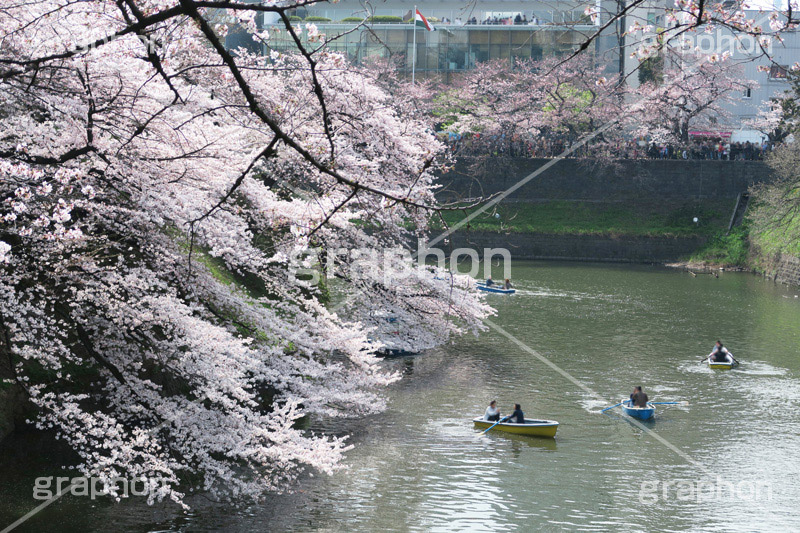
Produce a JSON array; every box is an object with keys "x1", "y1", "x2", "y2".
[
  {"x1": 442, "y1": 132, "x2": 775, "y2": 161},
  {"x1": 640, "y1": 140, "x2": 771, "y2": 161}
]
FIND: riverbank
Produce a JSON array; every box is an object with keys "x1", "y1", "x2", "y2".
[{"x1": 679, "y1": 201, "x2": 800, "y2": 288}]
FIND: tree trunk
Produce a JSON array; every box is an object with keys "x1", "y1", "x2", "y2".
[{"x1": 0, "y1": 321, "x2": 28, "y2": 443}]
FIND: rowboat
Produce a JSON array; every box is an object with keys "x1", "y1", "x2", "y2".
[
  {"x1": 476, "y1": 282, "x2": 516, "y2": 294},
  {"x1": 473, "y1": 417, "x2": 559, "y2": 438},
  {"x1": 707, "y1": 355, "x2": 736, "y2": 370},
  {"x1": 620, "y1": 400, "x2": 655, "y2": 420}
]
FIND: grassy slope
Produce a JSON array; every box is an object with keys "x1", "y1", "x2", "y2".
[
  {"x1": 438, "y1": 200, "x2": 734, "y2": 238},
  {"x1": 687, "y1": 226, "x2": 750, "y2": 266},
  {"x1": 751, "y1": 213, "x2": 800, "y2": 258}
]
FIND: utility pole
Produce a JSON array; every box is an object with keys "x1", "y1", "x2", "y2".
[
  {"x1": 617, "y1": 0, "x2": 626, "y2": 79},
  {"x1": 412, "y1": 5, "x2": 418, "y2": 84}
]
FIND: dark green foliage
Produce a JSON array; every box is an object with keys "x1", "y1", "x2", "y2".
[
  {"x1": 369, "y1": 15, "x2": 404, "y2": 23},
  {"x1": 638, "y1": 55, "x2": 664, "y2": 85}
]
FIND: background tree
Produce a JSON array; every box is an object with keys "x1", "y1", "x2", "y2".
[
  {"x1": 747, "y1": 69, "x2": 800, "y2": 143},
  {"x1": 627, "y1": 51, "x2": 755, "y2": 143},
  {"x1": 749, "y1": 141, "x2": 800, "y2": 259},
  {"x1": 435, "y1": 57, "x2": 624, "y2": 157}
]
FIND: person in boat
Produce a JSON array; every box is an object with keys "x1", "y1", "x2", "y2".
[
  {"x1": 508, "y1": 403, "x2": 525, "y2": 423},
  {"x1": 485, "y1": 277, "x2": 494, "y2": 287},
  {"x1": 484, "y1": 400, "x2": 501, "y2": 421},
  {"x1": 630, "y1": 386, "x2": 649, "y2": 408},
  {"x1": 503, "y1": 278, "x2": 512, "y2": 290},
  {"x1": 709, "y1": 340, "x2": 732, "y2": 362}
]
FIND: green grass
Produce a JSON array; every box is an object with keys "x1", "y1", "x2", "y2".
[
  {"x1": 687, "y1": 226, "x2": 750, "y2": 266},
  {"x1": 437, "y1": 200, "x2": 733, "y2": 237},
  {"x1": 751, "y1": 212, "x2": 800, "y2": 258}
]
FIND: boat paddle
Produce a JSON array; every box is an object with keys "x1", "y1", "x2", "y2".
[
  {"x1": 482, "y1": 415, "x2": 511, "y2": 434},
  {"x1": 601, "y1": 401, "x2": 625, "y2": 413},
  {"x1": 650, "y1": 401, "x2": 690, "y2": 406}
]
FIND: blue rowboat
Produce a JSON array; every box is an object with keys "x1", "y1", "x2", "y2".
[
  {"x1": 621, "y1": 400, "x2": 655, "y2": 420},
  {"x1": 476, "y1": 282, "x2": 515, "y2": 294},
  {"x1": 477, "y1": 285, "x2": 516, "y2": 294}
]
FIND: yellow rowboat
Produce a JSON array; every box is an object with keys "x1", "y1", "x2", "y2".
[
  {"x1": 473, "y1": 417, "x2": 559, "y2": 438},
  {"x1": 707, "y1": 356, "x2": 737, "y2": 370}
]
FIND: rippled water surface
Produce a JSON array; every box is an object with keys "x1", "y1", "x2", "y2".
[{"x1": 2, "y1": 262, "x2": 800, "y2": 532}]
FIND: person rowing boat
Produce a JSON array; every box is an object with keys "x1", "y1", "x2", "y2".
[
  {"x1": 629, "y1": 386, "x2": 649, "y2": 407},
  {"x1": 708, "y1": 340, "x2": 733, "y2": 363},
  {"x1": 508, "y1": 403, "x2": 525, "y2": 423}
]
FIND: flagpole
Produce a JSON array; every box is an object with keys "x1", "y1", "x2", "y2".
[{"x1": 411, "y1": 5, "x2": 417, "y2": 84}]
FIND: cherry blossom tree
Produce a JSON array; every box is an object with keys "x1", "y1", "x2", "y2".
[
  {"x1": 625, "y1": 51, "x2": 756, "y2": 143},
  {"x1": 745, "y1": 102, "x2": 790, "y2": 143},
  {"x1": 0, "y1": 0, "x2": 491, "y2": 505},
  {"x1": 435, "y1": 57, "x2": 625, "y2": 157},
  {"x1": 746, "y1": 67, "x2": 800, "y2": 143}
]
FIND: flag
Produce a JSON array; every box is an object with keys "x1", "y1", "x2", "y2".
[{"x1": 415, "y1": 9, "x2": 435, "y2": 31}]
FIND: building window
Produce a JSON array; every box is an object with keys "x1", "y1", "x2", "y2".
[
  {"x1": 768, "y1": 65, "x2": 788, "y2": 80},
  {"x1": 743, "y1": 87, "x2": 752, "y2": 98}
]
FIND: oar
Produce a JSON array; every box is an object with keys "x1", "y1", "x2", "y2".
[
  {"x1": 650, "y1": 401, "x2": 690, "y2": 406},
  {"x1": 601, "y1": 401, "x2": 624, "y2": 413},
  {"x1": 482, "y1": 415, "x2": 510, "y2": 434}
]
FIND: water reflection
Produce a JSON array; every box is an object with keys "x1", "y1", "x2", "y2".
[{"x1": 483, "y1": 431, "x2": 558, "y2": 452}]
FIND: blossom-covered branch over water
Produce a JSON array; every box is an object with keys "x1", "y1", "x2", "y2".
[{"x1": 0, "y1": 0, "x2": 490, "y2": 504}]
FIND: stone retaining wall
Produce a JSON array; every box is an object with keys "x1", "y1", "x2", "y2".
[
  {"x1": 761, "y1": 253, "x2": 800, "y2": 288},
  {"x1": 442, "y1": 231, "x2": 708, "y2": 263},
  {"x1": 437, "y1": 157, "x2": 771, "y2": 204}
]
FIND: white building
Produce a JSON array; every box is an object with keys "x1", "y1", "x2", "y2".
[{"x1": 256, "y1": 0, "x2": 611, "y2": 80}]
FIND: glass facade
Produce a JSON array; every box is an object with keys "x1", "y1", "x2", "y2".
[{"x1": 265, "y1": 23, "x2": 595, "y2": 76}]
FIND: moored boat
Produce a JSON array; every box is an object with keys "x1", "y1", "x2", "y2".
[
  {"x1": 620, "y1": 400, "x2": 655, "y2": 420},
  {"x1": 473, "y1": 417, "x2": 559, "y2": 438}
]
